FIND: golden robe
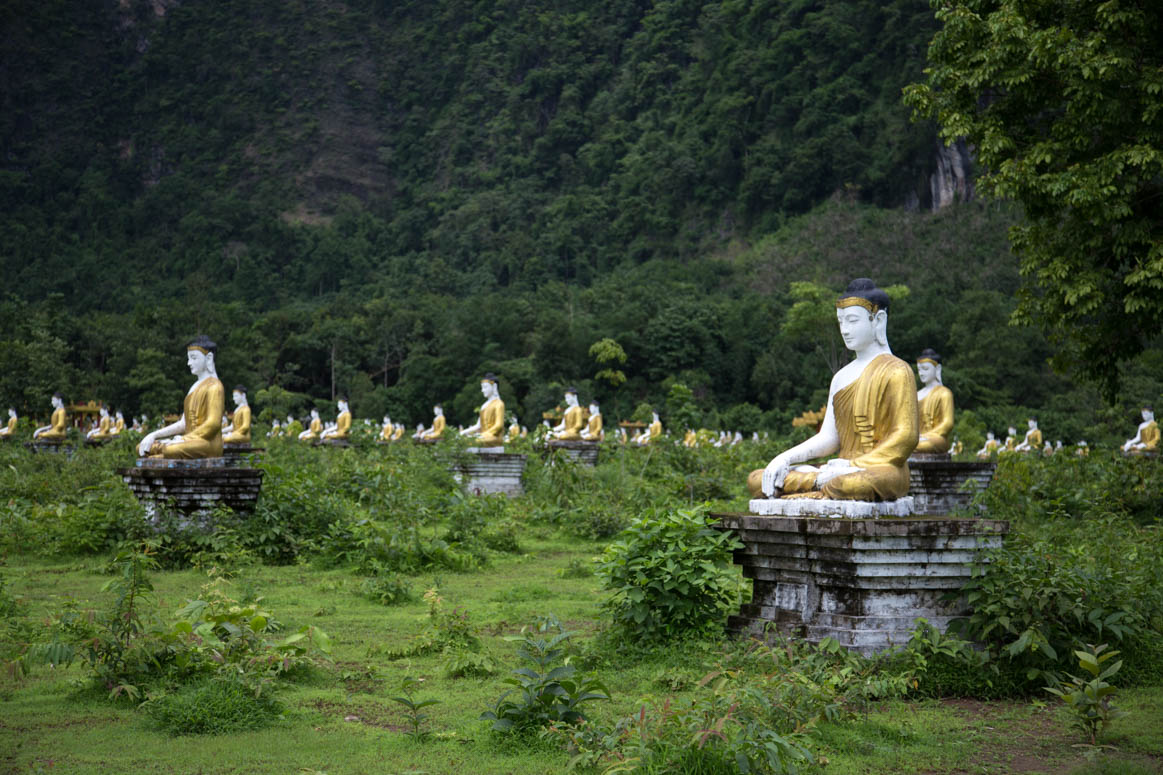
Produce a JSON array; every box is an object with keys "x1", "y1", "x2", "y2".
[
  {"x1": 748, "y1": 354, "x2": 918, "y2": 501},
  {"x1": 331, "y1": 411, "x2": 351, "y2": 440},
  {"x1": 429, "y1": 413, "x2": 446, "y2": 439},
  {"x1": 380, "y1": 422, "x2": 394, "y2": 441},
  {"x1": 1130, "y1": 421, "x2": 1159, "y2": 454},
  {"x1": 557, "y1": 405, "x2": 585, "y2": 441},
  {"x1": 638, "y1": 419, "x2": 662, "y2": 444},
  {"x1": 1, "y1": 416, "x2": 16, "y2": 437},
  {"x1": 112, "y1": 416, "x2": 125, "y2": 435},
  {"x1": 584, "y1": 413, "x2": 603, "y2": 441},
  {"x1": 155, "y1": 378, "x2": 224, "y2": 459},
  {"x1": 1023, "y1": 428, "x2": 1042, "y2": 451},
  {"x1": 224, "y1": 405, "x2": 252, "y2": 443},
  {"x1": 392, "y1": 425, "x2": 404, "y2": 440},
  {"x1": 301, "y1": 416, "x2": 322, "y2": 441},
  {"x1": 91, "y1": 415, "x2": 112, "y2": 440},
  {"x1": 39, "y1": 407, "x2": 68, "y2": 441},
  {"x1": 474, "y1": 398, "x2": 505, "y2": 446},
  {"x1": 915, "y1": 385, "x2": 954, "y2": 454},
  {"x1": 977, "y1": 439, "x2": 999, "y2": 459}
]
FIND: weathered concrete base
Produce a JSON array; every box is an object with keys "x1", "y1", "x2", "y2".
[
  {"x1": 223, "y1": 443, "x2": 265, "y2": 467},
  {"x1": 314, "y1": 438, "x2": 351, "y2": 448},
  {"x1": 546, "y1": 440, "x2": 599, "y2": 466},
  {"x1": 908, "y1": 461, "x2": 996, "y2": 516},
  {"x1": 713, "y1": 513, "x2": 1008, "y2": 655},
  {"x1": 909, "y1": 452, "x2": 951, "y2": 463},
  {"x1": 25, "y1": 441, "x2": 72, "y2": 455},
  {"x1": 120, "y1": 458, "x2": 264, "y2": 523},
  {"x1": 451, "y1": 451, "x2": 527, "y2": 497},
  {"x1": 749, "y1": 497, "x2": 914, "y2": 518}
]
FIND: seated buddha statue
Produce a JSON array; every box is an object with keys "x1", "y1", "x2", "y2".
[
  {"x1": 137, "y1": 336, "x2": 225, "y2": 459},
  {"x1": 951, "y1": 437, "x2": 963, "y2": 456},
  {"x1": 683, "y1": 428, "x2": 696, "y2": 447},
  {"x1": 635, "y1": 412, "x2": 663, "y2": 445},
  {"x1": 913, "y1": 348, "x2": 954, "y2": 455},
  {"x1": 0, "y1": 408, "x2": 16, "y2": 439},
  {"x1": 1076, "y1": 440, "x2": 1089, "y2": 457},
  {"x1": 418, "y1": 405, "x2": 446, "y2": 440},
  {"x1": 1002, "y1": 426, "x2": 1018, "y2": 453},
  {"x1": 749, "y1": 279, "x2": 918, "y2": 501},
  {"x1": 268, "y1": 419, "x2": 282, "y2": 438},
  {"x1": 111, "y1": 410, "x2": 126, "y2": 435},
  {"x1": 1014, "y1": 418, "x2": 1042, "y2": 452},
  {"x1": 87, "y1": 407, "x2": 113, "y2": 440},
  {"x1": 382, "y1": 416, "x2": 396, "y2": 441},
  {"x1": 580, "y1": 401, "x2": 604, "y2": 441},
  {"x1": 459, "y1": 373, "x2": 505, "y2": 447},
  {"x1": 321, "y1": 399, "x2": 352, "y2": 440},
  {"x1": 976, "y1": 431, "x2": 999, "y2": 459},
  {"x1": 549, "y1": 388, "x2": 585, "y2": 441},
  {"x1": 506, "y1": 415, "x2": 521, "y2": 442},
  {"x1": 223, "y1": 386, "x2": 252, "y2": 444},
  {"x1": 33, "y1": 393, "x2": 68, "y2": 442},
  {"x1": 1123, "y1": 407, "x2": 1159, "y2": 455},
  {"x1": 298, "y1": 409, "x2": 323, "y2": 441}
]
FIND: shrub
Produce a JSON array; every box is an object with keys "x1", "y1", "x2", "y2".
[
  {"x1": 358, "y1": 574, "x2": 415, "y2": 606},
  {"x1": 596, "y1": 506, "x2": 744, "y2": 640},
  {"x1": 146, "y1": 677, "x2": 283, "y2": 735}
]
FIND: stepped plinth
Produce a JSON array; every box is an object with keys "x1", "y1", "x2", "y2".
[
  {"x1": 451, "y1": 449, "x2": 526, "y2": 497},
  {"x1": 120, "y1": 457, "x2": 264, "y2": 525},
  {"x1": 545, "y1": 440, "x2": 599, "y2": 467},
  {"x1": 907, "y1": 460, "x2": 996, "y2": 516}
]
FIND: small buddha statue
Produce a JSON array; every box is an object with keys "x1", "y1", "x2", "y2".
[
  {"x1": 1076, "y1": 440, "x2": 1089, "y2": 457},
  {"x1": 550, "y1": 388, "x2": 585, "y2": 441},
  {"x1": 1123, "y1": 406, "x2": 1159, "y2": 455},
  {"x1": 1014, "y1": 418, "x2": 1042, "y2": 452},
  {"x1": 683, "y1": 428, "x2": 696, "y2": 448},
  {"x1": 87, "y1": 407, "x2": 112, "y2": 440},
  {"x1": 418, "y1": 405, "x2": 446, "y2": 440},
  {"x1": 506, "y1": 415, "x2": 521, "y2": 442},
  {"x1": 1002, "y1": 426, "x2": 1018, "y2": 453},
  {"x1": 520, "y1": 426, "x2": 528, "y2": 438},
  {"x1": 321, "y1": 398, "x2": 352, "y2": 440},
  {"x1": 635, "y1": 412, "x2": 662, "y2": 445},
  {"x1": 391, "y1": 422, "x2": 405, "y2": 441},
  {"x1": 913, "y1": 348, "x2": 954, "y2": 455},
  {"x1": 580, "y1": 401, "x2": 604, "y2": 441},
  {"x1": 137, "y1": 336, "x2": 225, "y2": 459},
  {"x1": 459, "y1": 373, "x2": 505, "y2": 447},
  {"x1": 951, "y1": 436, "x2": 963, "y2": 456},
  {"x1": 976, "y1": 431, "x2": 999, "y2": 459},
  {"x1": 0, "y1": 408, "x2": 17, "y2": 439},
  {"x1": 383, "y1": 416, "x2": 396, "y2": 442},
  {"x1": 1043, "y1": 440, "x2": 1053, "y2": 456},
  {"x1": 268, "y1": 419, "x2": 282, "y2": 438},
  {"x1": 298, "y1": 409, "x2": 322, "y2": 441},
  {"x1": 111, "y1": 410, "x2": 126, "y2": 435},
  {"x1": 223, "y1": 386, "x2": 252, "y2": 444},
  {"x1": 33, "y1": 393, "x2": 68, "y2": 442},
  {"x1": 749, "y1": 279, "x2": 918, "y2": 501}
]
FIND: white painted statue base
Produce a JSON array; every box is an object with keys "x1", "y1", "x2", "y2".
[
  {"x1": 466, "y1": 446, "x2": 504, "y2": 454},
  {"x1": 749, "y1": 497, "x2": 915, "y2": 518}
]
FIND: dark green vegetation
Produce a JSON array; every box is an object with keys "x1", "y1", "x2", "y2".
[{"x1": 2, "y1": 436, "x2": 1162, "y2": 772}]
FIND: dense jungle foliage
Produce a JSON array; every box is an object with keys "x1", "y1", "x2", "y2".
[{"x1": 2, "y1": 0, "x2": 1161, "y2": 438}]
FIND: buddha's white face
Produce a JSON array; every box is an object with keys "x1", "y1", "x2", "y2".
[
  {"x1": 1143, "y1": 409, "x2": 1154, "y2": 422},
  {"x1": 565, "y1": 392, "x2": 578, "y2": 407},
  {"x1": 481, "y1": 381, "x2": 497, "y2": 400},
  {"x1": 8, "y1": 409, "x2": 15, "y2": 418},
  {"x1": 51, "y1": 396, "x2": 62, "y2": 409},
  {"x1": 187, "y1": 349, "x2": 209, "y2": 375},
  {"x1": 311, "y1": 409, "x2": 319, "y2": 419},
  {"x1": 987, "y1": 432, "x2": 995, "y2": 440},
  {"x1": 916, "y1": 361, "x2": 936, "y2": 384},
  {"x1": 435, "y1": 406, "x2": 443, "y2": 416},
  {"x1": 1008, "y1": 427, "x2": 1016, "y2": 436},
  {"x1": 836, "y1": 307, "x2": 877, "y2": 352},
  {"x1": 590, "y1": 403, "x2": 599, "y2": 415},
  {"x1": 233, "y1": 391, "x2": 243, "y2": 406},
  {"x1": 338, "y1": 401, "x2": 348, "y2": 413},
  {"x1": 1028, "y1": 419, "x2": 1037, "y2": 429}
]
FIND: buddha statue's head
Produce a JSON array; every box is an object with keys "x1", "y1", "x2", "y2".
[
  {"x1": 99, "y1": 407, "x2": 108, "y2": 418},
  {"x1": 564, "y1": 388, "x2": 579, "y2": 407},
  {"x1": 589, "y1": 401, "x2": 600, "y2": 415},
  {"x1": 986, "y1": 431, "x2": 995, "y2": 440},
  {"x1": 434, "y1": 404, "x2": 443, "y2": 416},
  {"x1": 1027, "y1": 418, "x2": 1037, "y2": 429},
  {"x1": 233, "y1": 386, "x2": 248, "y2": 407},
  {"x1": 383, "y1": 415, "x2": 390, "y2": 425},
  {"x1": 338, "y1": 398, "x2": 349, "y2": 414},
  {"x1": 835, "y1": 279, "x2": 891, "y2": 352},
  {"x1": 7, "y1": 408, "x2": 14, "y2": 418},
  {"x1": 272, "y1": 419, "x2": 281, "y2": 428},
  {"x1": 186, "y1": 335, "x2": 218, "y2": 378},
  {"x1": 310, "y1": 409, "x2": 319, "y2": 419},
  {"x1": 481, "y1": 374, "x2": 500, "y2": 401},
  {"x1": 916, "y1": 348, "x2": 943, "y2": 386},
  {"x1": 51, "y1": 392, "x2": 64, "y2": 410},
  {"x1": 1143, "y1": 406, "x2": 1155, "y2": 422}
]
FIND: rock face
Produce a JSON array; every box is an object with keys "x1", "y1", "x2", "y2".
[
  {"x1": 930, "y1": 139, "x2": 974, "y2": 210},
  {"x1": 712, "y1": 513, "x2": 1008, "y2": 655}
]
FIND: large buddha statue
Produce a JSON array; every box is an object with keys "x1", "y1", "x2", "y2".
[
  {"x1": 913, "y1": 348, "x2": 954, "y2": 455},
  {"x1": 417, "y1": 405, "x2": 446, "y2": 440},
  {"x1": 549, "y1": 388, "x2": 585, "y2": 441},
  {"x1": 1014, "y1": 418, "x2": 1042, "y2": 452},
  {"x1": 137, "y1": 336, "x2": 225, "y2": 459},
  {"x1": 321, "y1": 398, "x2": 352, "y2": 441},
  {"x1": 0, "y1": 408, "x2": 17, "y2": 439},
  {"x1": 1123, "y1": 406, "x2": 1159, "y2": 455},
  {"x1": 459, "y1": 373, "x2": 505, "y2": 447},
  {"x1": 32, "y1": 393, "x2": 68, "y2": 442},
  {"x1": 223, "y1": 386, "x2": 252, "y2": 444},
  {"x1": 749, "y1": 279, "x2": 918, "y2": 501},
  {"x1": 580, "y1": 401, "x2": 603, "y2": 441},
  {"x1": 298, "y1": 409, "x2": 322, "y2": 441}
]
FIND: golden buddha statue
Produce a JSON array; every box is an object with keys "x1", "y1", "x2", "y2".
[
  {"x1": 391, "y1": 423, "x2": 405, "y2": 441},
  {"x1": 32, "y1": 393, "x2": 68, "y2": 442},
  {"x1": 1076, "y1": 440, "x2": 1089, "y2": 457},
  {"x1": 0, "y1": 408, "x2": 16, "y2": 439},
  {"x1": 749, "y1": 279, "x2": 918, "y2": 501},
  {"x1": 86, "y1": 407, "x2": 113, "y2": 441},
  {"x1": 951, "y1": 437, "x2": 963, "y2": 456},
  {"x1": 682, "y1": 428, "x2": 696, "y2": 448},
  {"x1": 506, "y1": 415, "x2": 521, "y2": 442},
  {"x1": 635, "y1": 412, "x2": 662, "y2": 445},
  {"x1": 580, "y1": 402, "x2": 604, "y2": 441},
  {"x1": 549, "y1": 388, "x2": 585, "y2": 441},
  {"x1": 298, "y1": 409, "x2": 323, "y2": 441},
  {"x1": 137, "y1": 336, "x2": 225, "y2": 459},
  {"x1": 975, "y1": 431, "x2": 999, "y2": 459},
  {"x1": 417, "y1": 405, "x2": 446, "y2": 440},
  {"x1": 321, "y1": 399, "x2": 352, "y2": 440},
  {"x1": 381, "y1": 416, "x2": 395, "y2": 442},
  {"x1": 1002, "y1": 427, "x2": 1017, "y2": 453},
  {"x1": 1123, "y1": 407, "x2": 1159, "y2": 455},
  {"x1": 1014, "y1": 418, "x2": 1042, "y2": 452},
  {"x1": 268, "y1": 419, "x2": 282, "y2": 438},
  {"x1": 223, "y1": 386, "x2": 252, "y2": 444},
  {"x1": 913, "y1": 348, "x2": 954, "y2": 455},
  {"x1": 459, "y1": 373, "x2": 505, "y2": 447},
  {"x1": 111, "y1": 411, "x2": 126, "y2": 435}
]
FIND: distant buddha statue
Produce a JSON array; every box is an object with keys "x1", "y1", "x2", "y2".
[
  {"x1": 550, "y1": 388, "x2": 585, "y2": 441},
  {"x1": 223, "y1": 386, "x2": 252, "y2": 444},
  {"x1": 33, "y1": 393, "x2": 68, "y2": 442},
  {"x1": 1123, "y1": 406, "x2": 1159, "y2": 455},
  {"x1": 112, "y1": 410, "x2": 126, "y2": 435},
  {"x1": 683, "y1": 428, "x2": 697, "y2": 448},
  {"x1": 383, "y1": 416, "x2": 396, "y2": 441},
  {"x1": 1076, "y1": 440, "x2": 1089, "y2": 457},
  {"x1": 749, "y1": 279, "x2": 918, "y2": 501},
  {"x1": 321, "y1": 398, "x2": 351, "y2": 440},
  {"x1": 460, "y1": 373, "x2": 505, "y2": 447},
  {"x1": 87, "y1": 407, "x2": 113, "y2": 441},
  {"x1": 0, "y1": 408, "x2": 16, "y2": 439},
  {"x1": 951, "y1": 437, "x2": 963, "y2": 456},
  {"x1": 137, "y1": 336, "x2": 225, "y2": 459},
  {"x1": 913, "y1": 348, "x2": 954, "y2": 455},
  {"x1": 635, "y1": 412, "x2": 663, "y2": 445},
  {"x1": 418, "y1": 405, "x2": 446, "y2": 440},
  {"x1": 976, "y1": 431, "x2": 999, "y2": 459},
  {"x1": 506, "y1": 415, "x2": 521, "y2": 442},
  {"x1": 268, "y1": 419, "x2": 282, "y2": 438},
  {"x1": 1014, "y1": 418, "x2": 1042, "y2": 452},
  {"x1": 298, "y1": 409, "x2": 322, "y2": 441},
  {"x1": 1043, "y1": 440, "x2": 1054, "y2": 456},
  {"x1": 580, "y1": 401, "x2": 603, "y2": 441},
  {"x1": 1002, "y1": 426, "x2": 1018, "y2": 453}
]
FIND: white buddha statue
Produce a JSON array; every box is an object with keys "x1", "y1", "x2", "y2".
[
  {"x1": 1123, "y1": 407, "x2": 1159, "y2": 455},
  {"x1": 87, "y1": 407, "x2": 112, "y2": 440},
  {"x1": 460, "y1": 374, "x2": 505, "y2": 447},
  {"x1": 914, "y1": 348, "x2": 954, "y2": 455},
  {"x1": 418, "y1": 405, "x2": 446, "y2": 440},
  {"x1": 137, "y1": 336, "x2": 225, "y2": 459},
  {"x1": 580, "y1": 401, "x2": 603, "y2": 441},
  {"x1": 976, "y1": 431, "x2": 999, "y2": 459},
  {"x1": 33, "y1": 393, "x2": 68, "y2": 442},
  {"x1": 635, "y1": 412, "x2": 663, "y2": 445},
  {"x1": 1076, "y1": 440, "x2": 1089, "y2": 457},
  {"x1": 1002, "y1": 426, "x2": 1018, "y2": 453},
  {"x1": 0, "y1": 408, "x2": 16, "y2": 439},
  {"x1": 550, "y1": 388, "x2": 585, "y2": 440},
  {"x1": 112, "y1": 410, "x2": 126, "y2": 435},
  {"x1": 298, "y1": 409, "x2": 322, "y2": 441},
  {"x1": 750, "y1": 279, "x2": 918, "y2": 501},
  {"x1": 268, "y1": 419, "x2": 282, "y2": 437},
  {"x1": 321, "y1": 399, "x2": 351, "y2": 440},
  {"x1": 222, "y1": 386, "x2": 252, "y2": 444},
  {"x1": 1014, "y1": 418, "x2": 1042, "y2": 452}
]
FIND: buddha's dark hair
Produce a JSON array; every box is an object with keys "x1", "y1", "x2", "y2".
[
  {"x1": 917, "y1": 347, "x2": 941, "y2": 363},
  {"x1": 482, "y1": 372, "x2": 498, "y2": 382},
  {"x1": 566, "y1": 386, "x2": 578, "y2": 394},
  {"x1": 591, "y1": 400, "x2": 600, "y2": 407},
  {"x1": 234, "y1": 385, "x2": 247, "y2": 394},
  {"x1": 337, "y1": 396, "x2": 348, "y2": 403},
  {"x1": 838, "y1": 278, "x2": 891, "y2": 313},
  {"x1": 52, "y1": 391, "x2": 63, "y2": 400},
  {"x1": 1144, "y1": 404, "x2": 1154, "y2": 411},
  {"x1": 187, "y1": 334, "x2": 217, "y2": 357}
]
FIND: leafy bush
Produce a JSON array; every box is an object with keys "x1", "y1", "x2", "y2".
[
  {"x1": 317, "y1": 519, "x2": 477, "y2": 575},
  {"x1": 1045, "y1": 644, "x2": 1127, "y2": 746},
  {"x1": 145, "y1": 676, "x2": 283, "y2": 735},
  {"x1": 358, "y1": 574, "x2": 415, "y2": 606},
  {"x1": 596, "y1": 506, "x2": 744, "y2": 640}
]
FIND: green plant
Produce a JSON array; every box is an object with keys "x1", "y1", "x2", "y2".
[
  {"x1": 481, "y1": 619, "x2": 609, "y2": 734},
  {"x1": 1045, "y1": 644, "x2": 1128, "y2": 746},
  {"x1": 145, "y1": 676, "x2": 283, "y2": 735},
  {"x1": 390, "y1": 676, "x2": 440, "y2": 740},
  {"x1": 387, "y1": 588, "x2": 481, "y2": 659},
  {"x1": 358, "y1": 573, "x2": 414, "y2": 606},
  {"x1": 596, "y1": 506, "x2": 744, "y2": 640}
]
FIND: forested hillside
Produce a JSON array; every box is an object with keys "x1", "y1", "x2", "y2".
[{"x1": 1, "y1": 0, "x2": 1159, "y2": 444}]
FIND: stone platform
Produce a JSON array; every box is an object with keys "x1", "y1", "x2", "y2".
[
  {"x1": 119, "y1": 457, "x2": 264, "y2": 518},
  {"x1": 907, "y1": 460, "x2": 996, "y2": 516},
  {"x1": 750, "y1": 497, "x2": 914, "y2": 518},
  {"x1": 24, "y1": 441, "x2": 72, "y2": 455},
  {"x1": 223, "y1": 443, "x2": 265, "y2": 467},
  {"x1": 314, "y1": 438, "x2": 351, "y2": 448},
  {"x1": 712, "y1": 512, "x2": 1008, "y2": 655},
  {"x1": 451, "y1": 449, "x2": 527, "y2": 497},
  {"x1": 545, "y1": 440, "x2": 599, "y2": 466}
]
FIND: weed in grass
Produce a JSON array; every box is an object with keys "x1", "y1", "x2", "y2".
[
  {"x1": 145, "y1": 676, "x2": 283, "y2": 735},
  {"x1": 358, "y1": 573, "x2": 415, "y2": 606},
  {"x1": 1046, "y1": 644, "x2": 1128, "y2": 746},
  {"x1": 390, "y1": 676, "x2": 440, "y2": 740}
]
